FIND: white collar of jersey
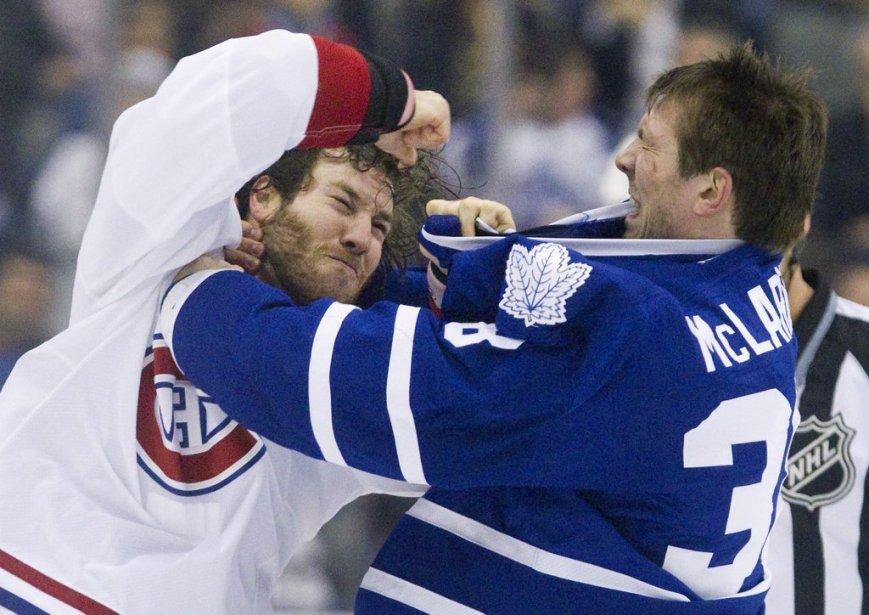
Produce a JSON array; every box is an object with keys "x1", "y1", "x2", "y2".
[{"x1": 422, "y1": 201, "x2": 745, "y2": 257}]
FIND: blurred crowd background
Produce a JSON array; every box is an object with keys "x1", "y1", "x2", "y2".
[{"x1": 0, "y1": 0, "x2": 866, "y2": 612}]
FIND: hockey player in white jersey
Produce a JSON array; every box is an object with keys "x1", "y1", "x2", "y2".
[{"x1": 0, "y1": 31, "x2": 454, "y2": 613}]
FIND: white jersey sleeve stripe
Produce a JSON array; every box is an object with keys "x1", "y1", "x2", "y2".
[
  {"x1": 386, "y1": 305, "x2": 428, "y2": 485},
  {"x1": 360, "y1": 568, "x2": 484, "y2": 615},
  {"x1": 308, "y1": 302, "x2": 358, "y2": 466},
  {"x1": 408, "y1": 498, "x2": 692, "y2": 602}
]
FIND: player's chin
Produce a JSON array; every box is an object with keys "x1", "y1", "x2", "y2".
[
  {"x1": 323, "y1": 278, "x2": 363, "y2": 305},
  {"x1": 623, "y1": 213, "x2": 644, "y2": 239}
]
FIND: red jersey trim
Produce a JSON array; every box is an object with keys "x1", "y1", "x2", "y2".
[
  {"x1": 0, "y1": 549, "x2": 116, "y2": 614},
  {"x1": 136, "y1": 348, "x2": 261, "y2": 486},
  {"x1": 298, "y1": 36, "x2": 371, "y2": 148}
]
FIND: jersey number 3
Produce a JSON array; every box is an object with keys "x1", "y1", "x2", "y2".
[{"x1": 663, "y1": 389, "x2": 792, "y2": 599}]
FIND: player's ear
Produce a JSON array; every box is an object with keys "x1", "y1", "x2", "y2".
[
  {"x1": 247, "y1": 176, "x2": 281, "y2": 224},
  {"x1": 693, "y1": 167, "x2": 733, "y2": 217}
]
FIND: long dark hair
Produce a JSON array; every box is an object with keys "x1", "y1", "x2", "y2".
[{"x1": 234, "y1": 145, "x2": 450, "y2": 271}]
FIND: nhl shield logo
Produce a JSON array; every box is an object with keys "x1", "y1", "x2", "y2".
[{"x1": 781, "y1": 414, "x2": 856, "y2": 511}]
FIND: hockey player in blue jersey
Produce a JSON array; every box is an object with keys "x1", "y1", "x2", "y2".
[{"x1": 161, "y1": 44, "x2": 827, "y2": 612}]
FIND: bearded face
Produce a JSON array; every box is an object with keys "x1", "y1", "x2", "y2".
[
  {"x1": 262, "y1": 204, "x2": 373, "y2": 305},
  {"x1": 253, "y1": 157, "x2": 394, "y2": 305}
]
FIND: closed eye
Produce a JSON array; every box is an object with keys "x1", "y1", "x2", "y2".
[
  {"x1": 332, "y1": 196, "x2": 353, "y2": 212},
  {"x1": 374, "y1": 221, "x2": 391, "y2": 236}
]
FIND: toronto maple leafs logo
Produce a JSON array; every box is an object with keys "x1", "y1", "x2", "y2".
[{"x1": 499, "y1": 243, "x2": 592, "y2": 326}]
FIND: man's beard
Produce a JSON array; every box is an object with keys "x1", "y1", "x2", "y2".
[
  {"x1": 624, "y1": 202, "x2": 675, "y2": 240},
  {"x1": 259, "y1": 206, "x2": 368, "y2": 305}
]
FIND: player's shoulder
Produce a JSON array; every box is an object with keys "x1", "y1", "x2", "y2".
[{"x1": 637, "y1": 249, "x2": 795, "y2": 379}]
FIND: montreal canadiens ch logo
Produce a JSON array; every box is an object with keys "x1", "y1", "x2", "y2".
[
  {"x1": 136, "y1": 333, "x2": 265, "y2": 496},
  {"x1": 781, "y1": 414, "x2": 856, "y2": 511}
]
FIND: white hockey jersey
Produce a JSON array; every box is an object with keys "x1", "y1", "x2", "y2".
[{"x1": 0, "y1": 30, "x2": 423, "y2": 614}]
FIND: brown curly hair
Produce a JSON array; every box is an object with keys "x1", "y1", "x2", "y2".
[{"x1": 235, "y1": 145, "x2": 447, "y2": 272}]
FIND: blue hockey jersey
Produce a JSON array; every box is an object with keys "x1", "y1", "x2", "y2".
[{"x1": 160, "y1": 205, "x2": 798, "y2": 613}]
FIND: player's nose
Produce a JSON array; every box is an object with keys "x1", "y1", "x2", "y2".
[
  {"x1": 341, "y1": 216, "x2": 373, "y2": 255},
  {"x1": 615, "y1": 140, "x2": 637, "y2": 177}
]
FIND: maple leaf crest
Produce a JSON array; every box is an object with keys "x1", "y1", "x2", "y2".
[{"x1": 498, "y1": 243, "x2": 592, "y2": 326}]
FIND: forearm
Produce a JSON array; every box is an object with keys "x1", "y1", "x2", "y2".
[
  {"x1": 160, "y1": 271, "x2": 576, "y2": 489},
  {"x1": 106, "y1": 31, "x2": 410, "y2": 218},
  {"x1": 73, "y1": 30, "x2": 412, "y2": 317}
]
